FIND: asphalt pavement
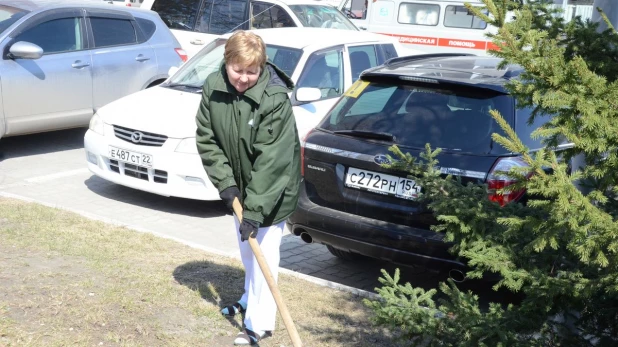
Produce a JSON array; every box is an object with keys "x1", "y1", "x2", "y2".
[{"x1": 0, "y1": 128, "x2": 512, "y2": 303}]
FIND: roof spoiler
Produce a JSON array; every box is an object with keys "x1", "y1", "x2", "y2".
[{"x1": 384, "y1": 53, "x2": 476, "y2": 67}]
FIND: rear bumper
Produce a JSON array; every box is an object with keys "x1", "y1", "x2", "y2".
[{"x1": 288, "y1": 186, "x2": 465, "y2": 270}]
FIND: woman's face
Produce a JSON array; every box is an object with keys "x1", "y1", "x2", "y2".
[{"x1": 226, "y1": 62, "x2": 261, "y2": 94}]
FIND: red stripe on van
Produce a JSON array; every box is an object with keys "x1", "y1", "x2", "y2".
[
  {"x1": 379, "y1": 33, "x2": 438, "y2": 46},
  {"x1": 379, "y1": 32, "x2": 498, "y2": 51},
  {"x1": 438, "y1": 38, "x2": 486, "y2": 50},
  {"x1": 487, "y1": 42, "x2": 501, "y2": 51}
]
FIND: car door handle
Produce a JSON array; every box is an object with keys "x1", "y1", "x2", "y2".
[
  {"x1": 135, "y1": 54, "x2": 150, "y2": 62},
  {"x1": 190, "y1": 39, "x2": 205, "y2": 45},
  {"x1": 359, "y1": 26, "x2": 367, "y2": 30},
  {"x1": 72, "y1": 60, "x2": 90, "y2": 69}
]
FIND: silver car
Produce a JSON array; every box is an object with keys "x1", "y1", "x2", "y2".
[{"x1": 0, "y1": 0, "x2": 185, "y2": 140}]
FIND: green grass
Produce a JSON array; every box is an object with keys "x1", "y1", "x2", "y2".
[{"x1": 0, "y1": 198, "x2": 400, "y2": 347}]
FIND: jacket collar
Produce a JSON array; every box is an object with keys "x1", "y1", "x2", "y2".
[{"x1": 211, "y1": 63, "x2": 270, "y2": 105}]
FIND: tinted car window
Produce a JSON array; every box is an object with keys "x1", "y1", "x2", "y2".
[
  {"x1": 135, "y1": 17, "x2": 156, "y2": 40},
  {"x1": 288, "y1": 5, "x2": 356, "y2": 30},
  {"x1": 266, "y1": 45, "x2": 302, "y2": 77},
  {"x1": 197, "y1": 0, "x2": 248, "y2": 35},
  {"x1": 91, "y1": 18, "x2": 137, "y2": 47},
  {"x1": 380, "y1": 44, "x2": 398, "y2": 63},
  {"x1": 297, "y1": 49, "x2": 344, "y2": 101},
  {"x1": 251, "y1": 2, "x2": 296, "y2": 29},
  {"x1": 444, "y1": 5, "x2": 487, "y2": 29},
  {"x1": 320, "y1": 82, "x2": 513, "y2": 154},
  {"x1": 15, "y1": 18, "x2": 83, "y2": 54},
  {"x1": 349, "y1": 45, "x2": 378, "y2": 82},
  {"x1": 515, "y1": 107, "x2": 551, "y2": 149},
  {"x1": 0, "y1": 5, "x2": 29, "y2": 35},
  {"x1": 152, "y1": 0, "x2": 201, "y2": 31}
]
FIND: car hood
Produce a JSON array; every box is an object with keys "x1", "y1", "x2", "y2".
[{"x1": 98, "y1": 85, "x2": 202, "y2": 139}]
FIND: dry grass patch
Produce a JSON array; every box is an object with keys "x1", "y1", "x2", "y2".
[{"x1": 0, "y1": 198, "x2": 400, "y2": 346}]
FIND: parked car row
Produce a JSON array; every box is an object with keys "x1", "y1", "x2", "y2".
[
  {"x1": 0, "y1": 0, "x2": 547, "y2": 274},
  {"x1": 140, "y1": 0, "x2": 359, "y2": 58},
  {"x1": 0, "y1": 0, "x2": 184, "y2": 140},
  {"x1": 84, "y1": 27, "x2": 414, "y2": 200}
]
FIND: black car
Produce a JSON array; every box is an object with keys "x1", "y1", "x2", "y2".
[{"x1": 288, "y1": 53, "x2": 549, "y2": 271}]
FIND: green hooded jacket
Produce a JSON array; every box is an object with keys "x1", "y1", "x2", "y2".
[{"x1": 195, "y1": 62, "x2": 301, "y2": 227}]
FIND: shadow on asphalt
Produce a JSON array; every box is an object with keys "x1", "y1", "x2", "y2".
[
  {"x1": 0, "y1": 128, "x2": 87, "y2": 161},
  {"x1": 83, "y1": 175, "x2": 229, "y2": 219}
]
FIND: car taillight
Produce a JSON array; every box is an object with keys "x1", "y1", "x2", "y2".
[
  {"x1": 175, "y1": 48, "x2": 188, "y2": 62},
  {"x1": 486, "y1": 157, "x2": 529, "y2": 206},
  {"x1": 300, "y1": 130, "x2": 314, "y2": 177}
]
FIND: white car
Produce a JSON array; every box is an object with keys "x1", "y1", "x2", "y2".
[{"x1": 84, "y1": 27, "x2": 419, "y2": 200}]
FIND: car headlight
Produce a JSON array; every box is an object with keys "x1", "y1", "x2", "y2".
[
  {"x1": 175, "y1": 137, "x2": 198, "y2": 154},
  {"x1": 89, "y1": 113, "x2": 105, "y2": 136}
]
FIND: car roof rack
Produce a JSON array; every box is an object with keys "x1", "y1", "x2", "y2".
[{"x1": 384, "y1": 53, "x2": 476, "y2": 67}]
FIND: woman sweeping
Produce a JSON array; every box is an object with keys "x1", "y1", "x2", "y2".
[{"x1": 195, "y1": 30, "x2": 301, "y2": 345}]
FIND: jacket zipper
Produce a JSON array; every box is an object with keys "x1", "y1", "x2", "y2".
[{"x1": 234, "y1": 95, "x2": 243, "y2": 203}]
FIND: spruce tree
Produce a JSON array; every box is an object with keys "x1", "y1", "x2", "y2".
[{"x1": 364, "y1": 1, "x2": 618, "y2": 345}]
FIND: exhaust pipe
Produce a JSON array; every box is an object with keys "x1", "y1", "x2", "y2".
[
  {"x1": 448, "y1": 269, "x2": 467, "y2": 283},
  {"x1": 300, "y1": 232, "x2": 313, "y2": 244}
]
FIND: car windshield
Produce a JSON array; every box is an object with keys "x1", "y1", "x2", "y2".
[
  {"x1": 167, "y1": 38, "x2": 303, "y2": 88},
  {"x1": 0, "y1": 5, "x2": 29, "y2": 35},
  {"x1": 289, "y1": 5, "x2": 357, "y2": 30},
  {"x1": 319, "y1": 81, "x2": 514, "y2": 154}
]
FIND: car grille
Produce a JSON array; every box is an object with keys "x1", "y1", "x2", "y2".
[
  {"x1": 113, "y1": 125, "x2": 167, "y2": 147},
  {"x1": 109, "y1": 160, "x2": 168, "y2": 184}
]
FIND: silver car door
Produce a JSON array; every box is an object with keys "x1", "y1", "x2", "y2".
[
  {"x1": 85, "y1": 9, "x2": 157, "y2": 110},
  {"x1": 1, "y1": 10, "x2": 93, "y2": 136}
]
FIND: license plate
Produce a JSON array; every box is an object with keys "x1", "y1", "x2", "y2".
[
  {"x1": 344, "y1": 167, "x2": 421, "y2": 200},
  {"x1": 108, "y1": 146, "x2": 153, "y2": 168}
]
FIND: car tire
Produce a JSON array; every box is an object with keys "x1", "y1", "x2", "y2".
[{"x1": 326, "y1": 245, "x2": 360, "y2": 261}]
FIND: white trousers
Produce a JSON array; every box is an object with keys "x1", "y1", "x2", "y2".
[{"x1": 233, "y1": 218, "x2": 284, "y2": 333}]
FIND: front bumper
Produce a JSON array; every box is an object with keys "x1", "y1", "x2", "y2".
[
  {"x1": 288, "y1": 185, "x2": 465, "y2": 270},
  {"x1": 84, "y1": 127, "x2": 219, "y2": 201}
]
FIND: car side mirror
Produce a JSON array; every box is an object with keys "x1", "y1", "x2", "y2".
[
  {"x1": 296, "y1": 87, "x2": 321, "y2": 103},
  {"x1": 9, "y1": 41, "x2": 44, "y2": 60}
]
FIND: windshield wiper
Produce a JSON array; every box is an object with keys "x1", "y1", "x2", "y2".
[
  {"x1": 164, "y1": 82, "x2": 203, "y2": 90},
  {"x1": 333, "y1": 130, "x2": 395, "y2": 142}
]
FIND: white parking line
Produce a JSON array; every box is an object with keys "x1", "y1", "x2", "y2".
[
  {"x1": 25, "y1": 168, "x2": 90, "y2": 183},
  {"x1": 0, "y1": 168, "x2": 91, "y2": 190}
]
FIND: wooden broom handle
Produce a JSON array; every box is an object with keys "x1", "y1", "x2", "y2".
[{"x1": 232, "y1": 198, "x2": 302, "y2": 347}]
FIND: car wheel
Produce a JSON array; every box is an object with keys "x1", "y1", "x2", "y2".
[{"x1": 326, "y1": 245, "x2": 359, "y2": 261}]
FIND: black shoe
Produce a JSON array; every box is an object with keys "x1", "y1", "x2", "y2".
[{"x1": 233, "y1": 328, "x2": 271, "y2": 345}]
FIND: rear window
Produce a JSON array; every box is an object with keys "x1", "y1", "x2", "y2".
[
  {"x1": 152, "y1": 0, "x2": 201, "y2": 31},
  {"x1": 135, "y1": 17, "x2": 156, "y2": 40},
  {"x1": 318, "y1": 81, "x2": 514, "y2": 154}
]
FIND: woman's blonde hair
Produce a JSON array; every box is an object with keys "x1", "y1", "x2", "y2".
[{"x1": 224, "y1": 31, "x2": 267, "y2": 69}]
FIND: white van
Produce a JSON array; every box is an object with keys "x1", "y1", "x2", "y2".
[
  {"x1": 141, "y1": 0, "x2": 358, "y2": 58},
  {"x1": 339, "y1": 0, "x2": 498, "y2": 55}
]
